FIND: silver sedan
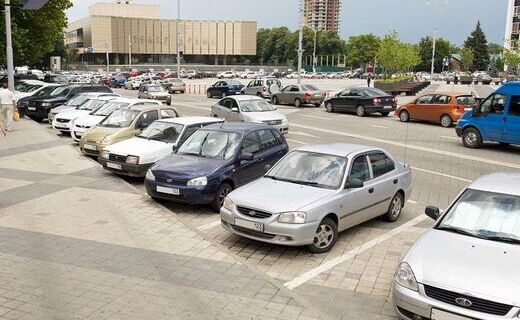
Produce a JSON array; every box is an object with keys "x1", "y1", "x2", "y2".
[
  {"x1": 271, "y1": 84, "x2": 326, "y2": 108},
  {"x1": 393, "y1": 172, "x2": 520, "y2": 320},
  {"x1": 220, "y1": 143, "x2": 412, "y2": 253}
]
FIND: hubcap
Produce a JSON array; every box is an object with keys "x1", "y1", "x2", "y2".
[
  {"x1": 391, "y1": 196, "x2": 402, "y2": 217},
  {"x1": 219, "y1": 187, "x2": 230, "y2": 206},
  {"x1": 400, "y1": 112, "x2": 408, "y2": 121},
  {"x1": 326, "y1": 103, "x2": 332, "y2": 111},
  {"x1": 295, "y1": 100, "x2": 301, "y2": 107},
  {"x1": 441, "y1": 116, "x2": 451, "y2": 126},
  {"x1": 313, "y1": 224, "x2": 334, "y2": 249},
  {"x1": 465, "y1": 132, "x2": 477, "y2": 145},
  {"x1": 357, "y1": 107, "x2": 364, "y2": 116}
]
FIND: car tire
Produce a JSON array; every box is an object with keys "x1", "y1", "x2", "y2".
[
  {"x1": 381, "y1": 112, "x2": 390, "y2": 116},
  {"x1": 294, "y1": 98, "x2": 302, "y2": 108},
  {"x1": 356, "y1": 105, "x2": 366, "y2": 117},
  {"x1": 257, "y1": 93, "x2": 263, "y2": 98},
  {"x1": 271, "y1": 96, "x2": 279, "y2": 105},
  {"x1": 314, "y1": 103, "x2": 321, "y2": 107},
  {"x1": 499, "y1": 142, "x2": 510, "y2": 146},
  {"x1": 207, "y1": 91, "x2": 212, "y2": 98},
  {"x1": 325, "y1": 102, "x2": 334, "y2": 113},
  {"x1": 307, "y1": 217, "x2": 338, "y2": 253},
  {"x1": 210, "y1": 183, "x2": 233, "y2": 213},
  {"x1": 440, "y1": 114, "x2": 453, "y2": 128},
  {"x1": 462, "y1": 127, "x2": 483, "y2": 149},
  {"x1": 399, "y1": 110, "x2": 410, "y2": 122},
  {"x1": 385, "y1": 192, "x2": 404, "y2": 222}
]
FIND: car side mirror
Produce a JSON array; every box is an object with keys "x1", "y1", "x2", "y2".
[
  {"x1": 425, "y1": 206, "x2": 440, "y2": 220},
  {"x1": 172, "y1": 145, "x2": 177, "y2": 153},
  {"x1": 231, "y1": 107, "x2": 239, "y2": 113},
  {"x1": 472, "y1": 105, "x2": 480, "y2": 117},
  {"x1": 238, "y1": 152, "x2": 254, "y2": 161},
  {"x1": 345, "y1": 178, "x2": 363, "y2": 189},
  {"x1": 264, "y1": 164, "x2": 271, "y2": 171}
]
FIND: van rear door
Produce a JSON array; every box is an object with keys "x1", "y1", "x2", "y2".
[{"x1": 504, "y1": 95, "x2": 520, "y2": 144}]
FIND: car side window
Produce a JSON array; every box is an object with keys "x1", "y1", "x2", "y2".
[
  {"x1": 368, "y1": 153, "x2": 392, "y2": 178},
  {"x1": 348, "y1": 155, "x2": 371, "y2": 182},
  {"x1": 231, "y1": 99, "x2": 239, "y2": 110},
  {"x1": 160, "y1": 109, "x2": 177, "y2": 118},
  {"x1": 416, "y1": 95, "x2": 433, "y2": 104},
  {"x1": 290, "y1": 86, "x2": 299, "y2": 92},
  {"x1": 509, "y1": 96, "x2": 520, "y2": 116},
  {"x1": 219, "y1": 98, "x2": 231, "y2": 109},
  {"x1": 339, "y1": 90, "x2": 350, "y2": 97},
  {"x1": 247, "y1": 81, "x2": 254, "y2": 88},
  {"x1": 433, "y1": 95, "x2": 451, "y2": 104},
  {"x1": 241, "y1": 132, "x2": 260, "y2": 154},
  {"x1": 136, "y1": 110, "x2": 159, "y2": 129},
  {"x1": 480, "y1": 94, "x2": 506, "y2": 115},
  {"x1": 282, "y1": 86, "x2": 291, "y2": 92},
  {"x1": 258, "y1": 129, "x2": 278, "y2": 150},
  {"x1": 179, "y1": 125, "x2": 200, "y2": 144},
  {"x1": 350, "y1": 90, "x2": 362, "y2": 97}
]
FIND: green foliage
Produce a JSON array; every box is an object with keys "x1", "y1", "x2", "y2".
[
  {"x1": 503, "y1": 42, "x2": 520, "y2": 74},
  {"x1": 460, "y1": 47, "x2": 474, "y2": 72},
  {"x1": 376, "y1": 31, "x2": 420, "y2": 73},
  {"x1": 375, "y1": 75, "x2": 412, "y2": 84},
  {"x1": 464, "y1": 21, "x2": 490, "y2": 71},
  {"x1": 345, "y1": 34, "x2": 380, "y2": 68},
  {"x1": 417, "y1": 36, "x2": 452, "y2": 72},
  {"x1": 0, "y1": 0, "x2": 72, "y2": 68},
  {"x1": 488, "y1": 43, "x2": 504, "y2": 55}
]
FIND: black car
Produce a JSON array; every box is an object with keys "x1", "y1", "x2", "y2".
[
  {"x1": 44, "y1": 74, "x2": 69, "y2": 84},
  {"x1": 207, "y1": 80, "x2": 245, "y2": 99},
  {"x1": 324, "y1": 87, "x2": 397, "y2": 116},
  {"x1": 25, "y1": 84, "x2": 113, "y2": 122},
  {"x1": 17, "y1": 84, "x2": 63, "y2": 117}
]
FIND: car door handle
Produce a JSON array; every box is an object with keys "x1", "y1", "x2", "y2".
[
  {"x1": 393, "y1": 179, "x2": 398, "y2": 184},
  {"x1": 368, "y1": 188, "x2": 374, "y2": 194}
]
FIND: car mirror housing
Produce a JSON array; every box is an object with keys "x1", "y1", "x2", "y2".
[
  {"x1": 345, "y1": 178, "x2": 364, "y2": 189},
  {"x1": 472, "y1": 105, "x2": 480, "y2": 117},
  {"x1": 425, "y1": 206, "x2": 440, "y2": 220},
  {"x1": 231, "y1": 107, "x2": 239, "y2": 113},
  {"x1": 172, "y1": 145, "x2": 178, "y2": 153},
  {"x1": 238, "y1": 152, "x2": 254, "y2": 161}
]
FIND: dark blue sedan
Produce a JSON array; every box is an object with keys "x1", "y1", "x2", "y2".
[
  {"x1": 145, "y1": 123, "x2": 289, "y2": 211},
  {"x1": 206, "y1": 80, "x2": 245, "y2": 99}
]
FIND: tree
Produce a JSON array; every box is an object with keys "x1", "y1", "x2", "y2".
[
  {"x1": 0, "y1": 0, "x2": 72, "y2": 68},
  {"x1": 464, "y1": 21, "x2": 490, "y2": 71},
  {"x1": 377, "y1": 31, "x2": 420, "y2": 73},
  {"x1": 417, "y1": 36, "x2": 452, "y2": 72},
  {"x1": 488, "y1": 43, "x2": 504, "y2": 55},
  {"x1": 345, "y1": 34, "x2": 380, "y2": 68},
  {"x1": 460, "y1": 47, "x2": 474, "y2": 72},
  {"x1": 503, "y1": 42, "x2": 520, "y2": 74}
]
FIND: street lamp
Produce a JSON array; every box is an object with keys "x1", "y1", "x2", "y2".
[
  {"x1": 426, "y1": 0, "x2": 448, "y2": 79},
  {"x1": 176, "y1": 0, "x2": 181, "y2": 79},
  {"x1": 297, "y1": 0, "x2": 304, "y2": 85}
]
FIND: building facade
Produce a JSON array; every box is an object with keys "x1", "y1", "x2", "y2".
[
  {"x1": 303, "y1": 0, "x2": 341, "y2": 32},
  {"x1": 65, "y1": 1, "x2": 257, "y2": 65},
  {"x1": 505, "y1": 0, "x2": 520, "y2": 49}
]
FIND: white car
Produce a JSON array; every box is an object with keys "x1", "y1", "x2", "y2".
[
  {"x1": 14, "y1": 80, "x2": 53, "y2": 101},
  {"x1": 241, "y1": 71, "x2": 258, "y2": 79},
  {"x1": 71, "y1": 98, "x2": 163, "y2": 142},
  {"x1": 48, "y1": 92, "x2": 118, "y2": 123},
  {"x1": 217, "y1": 71, "x2": 236, "y2": 79},
  {"x1": 125, "y1": 76, "x2": 143, "y2": 90},
  {"x1": 52, "y1": 96, "x2": 119, "y2": 134},
  {"x1": 99, "y1": 116, "x2": 224, "y2": 177}
]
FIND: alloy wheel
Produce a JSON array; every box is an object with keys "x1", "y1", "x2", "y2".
[
  {"x1": 313, "y1": 224, "x2": 334, "y2": 249},
  {"x1": 390, "y1": 196, "x2": 402, "y2": 218}
]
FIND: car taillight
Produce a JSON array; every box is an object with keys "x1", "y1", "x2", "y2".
[
  {"x1": 373, "y1": 98, "x2": 381, "y2": 104},
  {"x1": 262, "y1": 85, "x2": 267, "y2": 92},
  {"x1": 456, "y1": 105, "x2": 465, "y2": 112},
  {"x1": 304, "y1": 92, "x2": 312, "y2": 99}
]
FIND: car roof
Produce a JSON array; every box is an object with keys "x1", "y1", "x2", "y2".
[
  {"x1": 89, "y1": 95, "x2": 119, "y2": 101},
  {"x1": 203, "y1": 122, "x2": 272, "y2": 133},
  {"x1": 158, "y1": 116, "x2": 224, "y2": 126},
  {"x1": 80, "y1": 92, "x2": 116, "y2": 97},
  {"x1": 497, "y1": 82, "x2": 520, "y2": 93},
  {"x1": 468, "y1": 172, "x2": 520, "y2": 196},
  {"x1": 129, "y1": 103, "x2": 165, "y2": 111},
  {"x1": 230, "y1": 95, "x2": 265, "y2": 102},
  {"x1": 295, "y1": 143, "x2": 381, "y2": 157}
]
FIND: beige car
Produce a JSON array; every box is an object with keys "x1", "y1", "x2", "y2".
[{"x1": 79, "y1": 104, "x2": 179, "y2": 156}]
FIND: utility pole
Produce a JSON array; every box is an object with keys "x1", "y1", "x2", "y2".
[
  {"x1": 312, "y1": 26, "x2": 317, "y2": 74},
  {"x1": 4, "y1": 0, "x2": 15, "y2": 91},
  {"x1": 176, "y1": 0, "x2": 181, "y2": 79},
  {"x1": 431, "y1": 30, "x2": 437, "y2": 79},
  {"x1": 105, "y1": 38, "x2": 110, "y2": 75},
  {"x1": 297, "y1": 0, "x2": 304, "y2": 85},
  {"x1": 128, "y1": 35, "x2": 132, "y2": 71}
]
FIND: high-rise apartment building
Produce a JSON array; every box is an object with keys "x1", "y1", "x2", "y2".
[
  {"x1": 505, "y1": 0, "x2": 520, "y2": 49},
  {"x1": 303, "y1": 0, "x2": 341, "y2": 32}
]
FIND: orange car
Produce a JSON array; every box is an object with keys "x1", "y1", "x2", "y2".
[{"x1": 396, "y1": 93, "x2": 476, "y2": 127}]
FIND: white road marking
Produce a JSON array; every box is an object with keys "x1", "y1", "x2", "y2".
[
  {"x1": 198, "y1": 220, "x2": 222, "y2": 231},
  {"x1": 284, "y1": 214, "x2": 427, "y2": 290},
  {"x1": 286, "y1": 138, "x2": 307, "y2": 145},
  {"x1": 290, "y1": 123, "x2": 520, "y2": 170},
  {"x1": 173, "y1": 102, "x2": 211, "y2": 111},
  {"x1": 439, "y1": 135, "x2": 460, "y2": 141},
  {"x1": 407, "y1": 200, "x2": 418, "y2": 204},
  {"x1": 370, "y1": 125, "x2": 389, "y2": 129},
  {"x1": 290, "y1": 131, "x2": 320, "y2": 138},
  {"x1": 411, "y1": 167, "x2": 472, "y2": 183},
  {"x1": 299, "y1": 114, "x2": 331, "y2": 121}
]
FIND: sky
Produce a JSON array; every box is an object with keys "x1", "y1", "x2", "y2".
[{"x1": 67, "y1": 0, "x2": 509, "y2": 46}]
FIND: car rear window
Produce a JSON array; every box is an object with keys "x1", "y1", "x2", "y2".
[{"x1": 456, "y1": 96, "x2": 476, "y2": 105}]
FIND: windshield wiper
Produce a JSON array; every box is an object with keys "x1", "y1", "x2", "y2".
[
  {"x1": 436, "y1": 226, "x2": 482, "y2": 239},
  {"x1": 264, "y1": 175, "x2": 279, "y2": 180},
  {"x1": 483, "y1": 236, "x2": 520, "y2": 245}
]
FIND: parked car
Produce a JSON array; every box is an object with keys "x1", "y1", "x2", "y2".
[
  {"x1": 271, "y1": 84, "x2": 326, "y2": 108},
  {"x1": 14, "y1": 80, "x2": 48, "y2": 101},
  {"x1": 396, "y1": 93, "x2": 477, "y2": 127},
  {"x1": 211, "y1": 95, "x2": 289, "y2": 134},
  {"x1": 145, "y1": 123, "x2": 289, "y2": 211},
  {"x1": 44, "y1": 73, "x2": 69, "y2": 84},
  {"x1": 242, "y1": 78, "x2": 282, "y2": 99},
  {"x1": 241, "y1": 71, "x2": 258, "y2": 79},
  {"x1": 206, "y1": 80, "x2": 245, "y2": 99},
  {"x1": 16, "y1": 84, "x2": 62, "y2": 117},
  {"x1": 393, "y1": 172, "x2": 520, "y2": 320},
  {"x1": 26, "y1": 84, "x2": 113, "y2": 122},
  {"x1": 48, "y1": 92, "x2": 119, "y2": 123},
  {"x1": 79, "y1": 104, "x2": 178, "y2": 156},
  {"x1": 71, "y1": 98, "x2": 162, "y2": 142},
  {"x1": 125, "y1": 76, "x2": 143, "y2": 90},
  {"x1": 99, "y1": 117, "x2": 224, "y2": 177},
  {"x1": 221, "y1": 144, "x2": 411, "y2": 252},
  {"x1": 108, "y1": 74, "x2": 128, "y2": 88},
  {"x1": 324, "y1": 87, "x2": 397, "y2": 116},
  {"x1": 162, "y1": 78, "x2": 186, "y2": 94},
  {"x1": 217, "y1": 71, "x2": 236, "y2": 79},
  {"x1": 138, "y1": 84, "x2": 172, "y2": 105},
  {"x1": 456, "y1": 82, "x2": 520, "y2": 148}
]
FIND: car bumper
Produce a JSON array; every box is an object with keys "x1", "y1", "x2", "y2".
[
  {"x1": 52, "y1": 121, "x2": 72, "y2": 132},
  {"x1": 367, "y1": 105, "x2": 397, "y2": 113},
  {"x1": 303, "y1": 97, "x2": 325, "y2": 105},
  {"x1": 71, "y1": 128, "x2": 87, "y2": 142},
  {"x1": 99, "y1": 158, "x2": 153, "y2": 177},
  {"x1": 26, "y1": 107, "x2": 50, "y2": 119},
  {"x1": 220, "y1": 206, "x2": 320, "y2": 246},
  {"x1": 393, "y1": 282, "x2": 519, "y2": 320},
  {"x1": 79, "y1": 141, "x2": 105, "y2": 157},
  {"x1": 455, "y1": 127, "x2": 463, "y2": 137},
  {"x1": 145, "y1": 180, "x2": 217, "y2": 204}
]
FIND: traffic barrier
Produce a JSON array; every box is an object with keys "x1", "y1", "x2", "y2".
[{"x1": 185, "y1": 84, "x2": 208, "y2": 96}]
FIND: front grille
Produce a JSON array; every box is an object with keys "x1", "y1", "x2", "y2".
[
  {"x1": 155, "y1": 176, "x2": 187, "y2": 186},
  {"x1": 236, "y1": 206, "x2": 272, "y2": 219},
  {"x1": 56, "y1": 118, "x2": 70, "y2": 123},
  {"x1": 108, "y1": 154, "x2": 127, "y2": 163},
  {"x1": 423, "y1": 284, "x2": 513, "y2": 316},
  {"x1": 232, "y1": 225, "x2": 276, "y2": 240},
  {"x1": 75, "y1": 124, "x2": 90, "y2": 129},
  {"x1": 263, "y1": 120, "x2": 282, "y2": 126}
]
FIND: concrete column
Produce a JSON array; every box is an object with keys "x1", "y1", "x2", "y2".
[
  {"x1": 223, "y1": 55, "x2": 227, "y2": 65},
  {"x1": 214, "y1": 55, "x2": 219, "y2": 65}
]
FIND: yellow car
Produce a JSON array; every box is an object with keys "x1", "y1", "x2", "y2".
[{"x1": 79, "y1": 104, "x2": 179, "y2": 156}]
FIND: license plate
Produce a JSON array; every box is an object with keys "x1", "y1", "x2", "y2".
[
  {"x1": 156, "y1": 186, "x2": 180, "y2": 195},
  {"x1": 83, "y1": 144, "x2": 97, "y2": 151},
  {"x1": 384, "y1": 106, "x2": 393, "y2": 109},
  {"x1": 431, "y1": 309, "x2": 473, "y2": 320},
  {"x1": 234, "y1": 218, "x2": 264, "y2": 232},
  {"x1": 106, "y1": 162, "x2": 122, "y2": 170},
  {"x1": 28, "y1": 107, "x2": 36, "y2": 111}
]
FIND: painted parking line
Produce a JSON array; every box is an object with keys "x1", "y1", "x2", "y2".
[
  {"x1": 370, "y1": 125, "x2": 389, "y2": 129},
  {"x1": 290, "y1": 131, "x2": 320, "y2": 138},
  {"x1": 411, "y1": 167, "x2": 472, "y2": 183},
  {"x1": 407, "y1": 199, "x2": 418, "y2": 204},
  {"x1": 198, "y1": 220, "x2": 222, "y2": 231},
  {"x1": 284, "y1": 214, "x2": 427, "y2": 290},
  {"x1": 174, "y1": 103, "x2": 211, "y2": 111},
  {"x1": 286, "y1": 138, "x2": 307, "y2": 145},
  {"x1": 290, "y1": 123, "x2": 520, "y2": 170},
  {"x1": 439, "y1": 135, "x2": 460, "y2": 141},
  {"x1": 299, "y1": 114, "x2": 331, "y2": 121}
]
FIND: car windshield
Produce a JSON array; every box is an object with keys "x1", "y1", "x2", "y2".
[
  {"x1": 137, "y1": 122, "x2": 184, "y2": 143},
  {"x1": 265, "y1": 151, "x2": 347, "y2": 189},
  {"x1": 177, "y1": 130, "x2": 240, "y2": 159},
  {"x1": 147, "y1": 86, "x2": 165, "y2": 92},
  {"x1": 50, "y1": 86, "x2": 69, "y2": 96},
  {"x1": 363, "y1": 88, "x2": 388, "y2": 96},
  {"x1": 67, "y1": 94, "x2": 92, "y2": 107},
  {"x1": 240, "y1": 100, "x2": 275, "y2": 112},
  {"x1": 437, "y1": 189, "x2": 520, "y2": 243},
  {"x1": 93, "y1": 102, "x2": 130, "y2": 116},
  {"x1": 456, "y1": 96, "x2": 476, "y2": 105},
  {"x1": 34, "y1": 86, "x2": 57, "y2": 96},
  {"x1": 227, "y1": 80, "x2": 242, "y2": 86},
  {"x1": 16, "y1": 83, "x2": 42, "y2": 92},
  {"x1": 301, "y1": 85, "x2": 319, "y2": 91},
  {"x1": 78, "y1": 99, "x2": 108, "y2": 111},
  {"x1": 99, "y1": 109, "x2": 139, "y2": 128}
]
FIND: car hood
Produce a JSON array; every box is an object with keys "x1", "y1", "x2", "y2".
[
  {"x1": 406, "y1": 229, "x2": 520, "y2": 306},
  {"x1": 83, "y1": 126, "x2": 121, "y2": 143},
  {"x1": 74, "y1": 114, "x2": 105, "y2": 127},
  {"x1": 228, "y1": 178, "x2": 335, "y2": 214},
  {"x1": 105, "y1": 137, "x2": 175, "y2": 163},
  {"x1": 243, "y1": 111, "x2": 286, "y2": 122},
  {"x1": 55, "y1": 109, "x2": 90, "y2": 120},
  {"x1": 152, "y1": 154, "x2": 228, "y2": 178},
  {"x1": 51, "y1": 105, "x2": 76, "y2": 114}
]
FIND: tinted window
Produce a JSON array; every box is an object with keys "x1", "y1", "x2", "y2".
[
  {"x1": 456, "y1": 96, "x2": 476, "y2": 105},
  {"x1": 433, "y1": 95, "x2": 451, "y2": 104},
  {"x1": 349, "y1": 89, "x2": 363, "y2": 97},
  {"x1": 363, "y1": 88, "x2": 388, "y2": 97},
  {"x1": 301, "y1": 85, "x2": 319, "y2": 91},
  {"x1": 369, "y1": 153, "x2": 391, "y2": 178},
  {"x1": 509, "y1": 96, "x2": 520, "y2": 116},
  {"x1": 258, "y1": 129, "x2": 278, "y2": 150},
  {"x1": 416, "y1": 95, "x2": 433, "y2": 104},
  {"x1": 160, "y1": 109, "x2": 177, "y2": 118},
  {"x1": 219, "y1": 98, "x2": 232, "y2": 109},
  {"x1": 349, "y1": 155, "x2": 370, "y2": 182},
  {"x1": 480, "y1": 94, "x2": 506, "y2": 114},
  {"x1": 241, "y1": 132, "x2": 260, "y2": 154},
  {"x1": 136, "y1": 110, "x2": 159, "y2": 129}
]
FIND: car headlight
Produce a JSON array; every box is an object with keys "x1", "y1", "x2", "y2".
[
  {"x1": 278, "y1": 212, "x2": 306, "y2": 224},
  {"x1": 282, "y1": 117, "x2": 288, "y2": 124},
  {"x1": 100, "y1": 150, "x2": 110, "y2": 159},
  {"x1": 41, "y1": 102, "x2": 51, "y2": 107},
  {"x1": 394, "y1": 262, "x2": 418, "y2": 291},
  {"x1": 145, "y1": 169, "x2": 155, "y2": 181},
  {"x1": 187, "y1": 176, "x2": 207, "y2": 186},
  {"x1": 126, "y1": 155, "x2": 139, "y2": 165},
  {"x1": 102, "y1": 134, "x2": 113, "y2": 143},
  {"x1": 223, "y1": 197, "x2": 234, "y2": 211}
]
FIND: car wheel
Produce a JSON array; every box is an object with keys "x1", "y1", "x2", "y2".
[
  {"x1": 325, "y1": 102, "x2": 334, "y2": 113},
  {"x1": 314, "y1": 103, "x2": 321, "y2": 107},
  {"x1": 385, "y1": 192, "x2": 404, "y2": 222},
  {"x1": 257, "y1": 92, "x2": 263, "y2": 98},
  {"x1": 381, "y1": 112, "x2": 390, "y2": 116},
  {"x1": 440, "y1": 114, "x2": 453, "y2": 128},
  {"x1": 271, "y1": 96, "x2": 279, "y2": 105},
  {"x1": 399, "y1": 110, "x2": 410, "y2": 122},
  {"x1": 307, "y1": 217, "x2": 338, "y2": 253},
  {"x1": 207, "y1": 91, "x2": 212, "y2": 98},
  {"x1": 294, "y1": 98, "x2": 302, "y2": 108},
  {"x1": 356, "y1": 105, "x2": 366, "y2": 117},
  {"x1": 210, "y1": 183, "x2": 233, "y2": 213},
  {"x1": 462, "y1": 128, "x2": 483, "y2": 149}
]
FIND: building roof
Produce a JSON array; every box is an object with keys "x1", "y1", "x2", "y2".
[
  {"x1": 469, "y1": 172, "x2": 520, "y2": 196},
  {"x1": 296, "y1": 143, "x2": 376, "y2": 157}
]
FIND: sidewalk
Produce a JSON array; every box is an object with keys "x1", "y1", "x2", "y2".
[{"x1": 0, "y1": 119, "x2": 321, "y2": 320}]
